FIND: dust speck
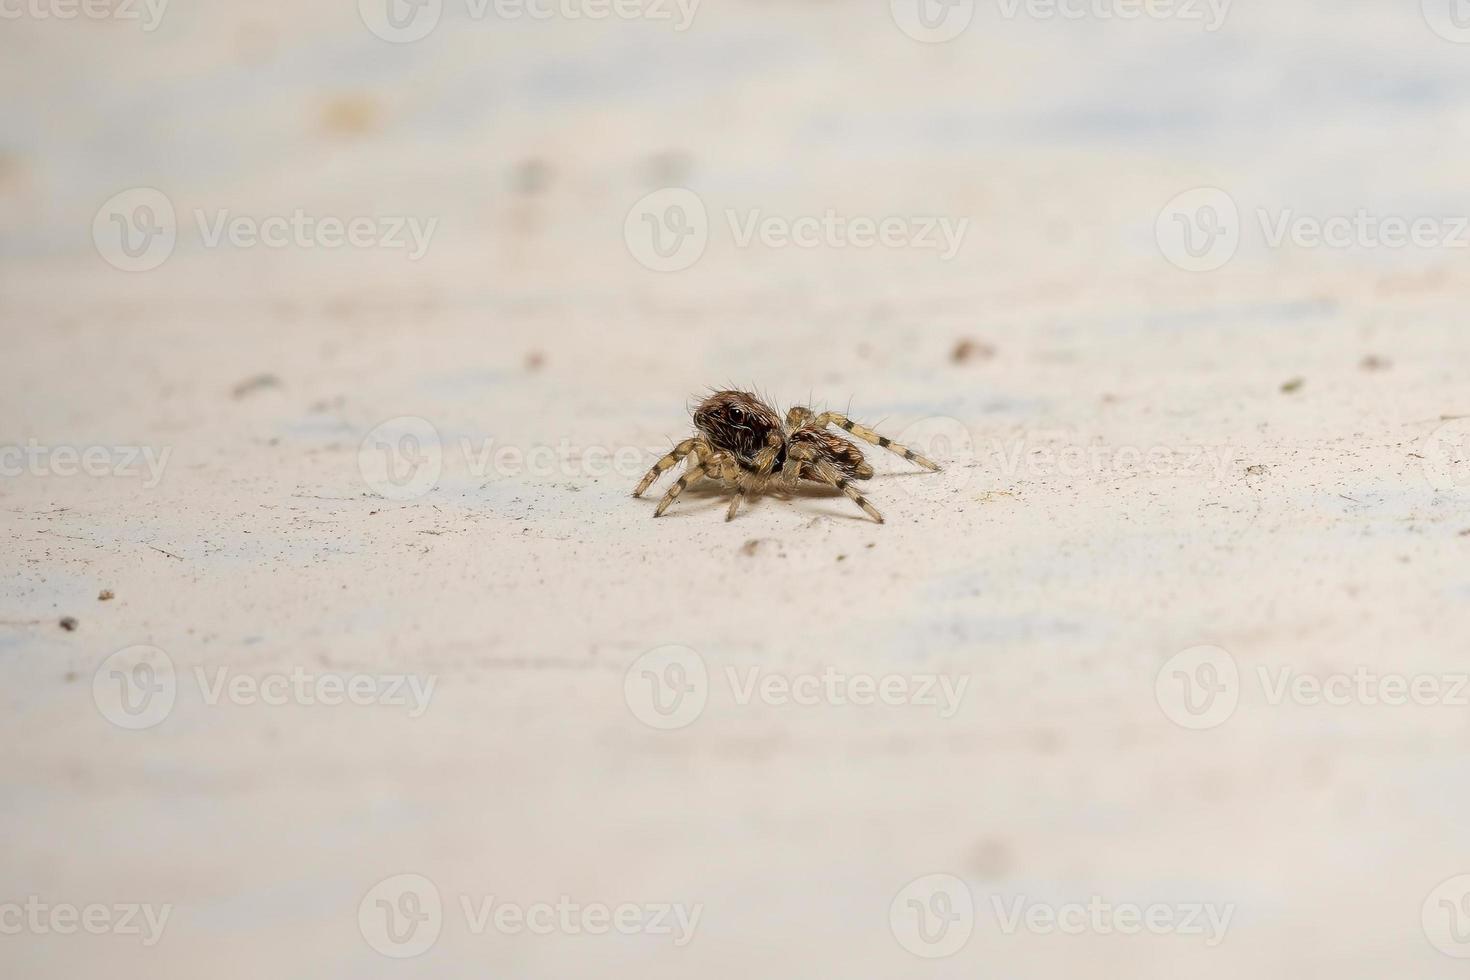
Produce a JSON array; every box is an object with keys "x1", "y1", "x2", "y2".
[
  {"x1": 232, "y1": 374, "x2": 281, "y2": 399},
  {"x1": 951, "y1": 339, "x2": 996, "y2": 364},
  {"x1": 319, "y1": 95, "x2": 380, "y2": 137}
]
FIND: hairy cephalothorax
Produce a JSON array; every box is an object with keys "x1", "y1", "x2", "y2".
[{"x1": 633, "y1": 390, "x2": 941, "y2": 523}]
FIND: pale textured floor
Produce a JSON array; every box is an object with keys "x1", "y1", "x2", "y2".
[{"x1": 3, "y1": 2, "x2": 1470, "y2": 978}]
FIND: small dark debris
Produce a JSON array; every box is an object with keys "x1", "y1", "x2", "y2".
[
  {"x1": 1280, "y1": 377, "x2": 1305, "y2": 394},
  {"x1": 511, "y1": 158, "x2": 554, "y2": 195},
  {"x1": 951, "y1": 339, "x2": 997, "y2": 364},
  {"x1": 740, "y1": 539, "x2": 761, "y2": 556},
  {"x1": 1245, "y1": 464, "x2": 1268, "y2": 476},
  {"x1": 525, "y1": 350, "x2": 546, "y2": 371},
  {"x1": 98, "y1": 590, "x2": 114, "y2": 601},
  {"x1": 865, "y1": 542, "x2": 875, "y2": 549},
  {"x1": 836, "y1": 554, "x2": 847, "y2": 562},
  {"x1": 59, "y1": 617, "x2": 78, "y2": 632},
  {"x1": 232, "y1": 374, "x2": 281, "y2": 399},
  {"x1": 63, "y1": 671, "x2": 78, "y2": 683},
  {"x1": 645, "y1": 149, "x2": 693, "y2": 186},
  {"x1": 1459, "y1": 529, "x2": 1470, "y2": 537},
  {"x1": 1360, "y1": 355, "x2": 1391, "y2": 372}
]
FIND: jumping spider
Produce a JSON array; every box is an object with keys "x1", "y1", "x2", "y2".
[{"x1": 633, "y1": 390, "x2": 941, "y2": 523}]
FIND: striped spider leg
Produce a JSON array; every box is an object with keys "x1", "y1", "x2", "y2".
[
  {"x1": 785, "y1": 439, "x2": 885, "y2": 524},
  {"x1": 785, "y1": 406, "x2": 941, "y2": 472}
]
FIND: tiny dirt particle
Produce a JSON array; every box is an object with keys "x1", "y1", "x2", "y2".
[
  {"x1": 59, "y1": 617, "x2": 78, "y2": 631},
  {"x1": 951, "y1": 339, "x2": 996, "y2": 364},
  {"x1": 98, "y1": 590, "x2": 114, "y2": 601}
]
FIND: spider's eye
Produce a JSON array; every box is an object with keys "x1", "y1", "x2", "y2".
[{"x1": 728, "y1": 405, "x2": 745, "y2": 423}]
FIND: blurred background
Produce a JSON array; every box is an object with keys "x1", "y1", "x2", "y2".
[{"x1": 4, "y1": 1, "x2": 1470, "y2": 977}]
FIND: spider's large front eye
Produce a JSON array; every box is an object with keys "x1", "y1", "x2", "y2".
[{"x1": 728, "y1": 405, "x2": 745, "y2": 423}]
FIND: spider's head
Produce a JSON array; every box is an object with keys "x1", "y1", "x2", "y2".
[{"x1": 693, "y1": 390, "x2": 782, "y2": 462}]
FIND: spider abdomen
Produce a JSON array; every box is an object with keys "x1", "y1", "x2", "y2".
[{"x1": 789, "y1": 428, "x2": 873, "y2": 480}]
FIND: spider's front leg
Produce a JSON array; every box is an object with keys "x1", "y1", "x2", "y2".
[
  {"x1": 634, "y1": 438, "x2": 705, "y2": 497},
  {"x1": 807, "y1": 410, "x2": 941, "y2": 472},
  {"x1": 726, "y1": 434, "x2": 782, "y2": 522}
]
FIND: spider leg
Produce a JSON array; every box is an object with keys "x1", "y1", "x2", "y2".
[
  {"x1": 788, "y1": 443, "x2": 884, "y2": 523},
  {"x1": 727, "y1": 434, "x2": 782, "y2": 522},
  {"x1": 654, "y1": 459, "x2": 708, "y2": 517},
  {"x1": 808, "y1": 411, "x2": 941, "y2": 472},
  {"x1": 634, "y1": 438, "x2": 702, "y2": 497}
]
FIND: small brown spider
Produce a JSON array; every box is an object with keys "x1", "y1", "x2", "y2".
[{"x1": 633, "y1": 390, "x2": 941, "y2": 523}]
